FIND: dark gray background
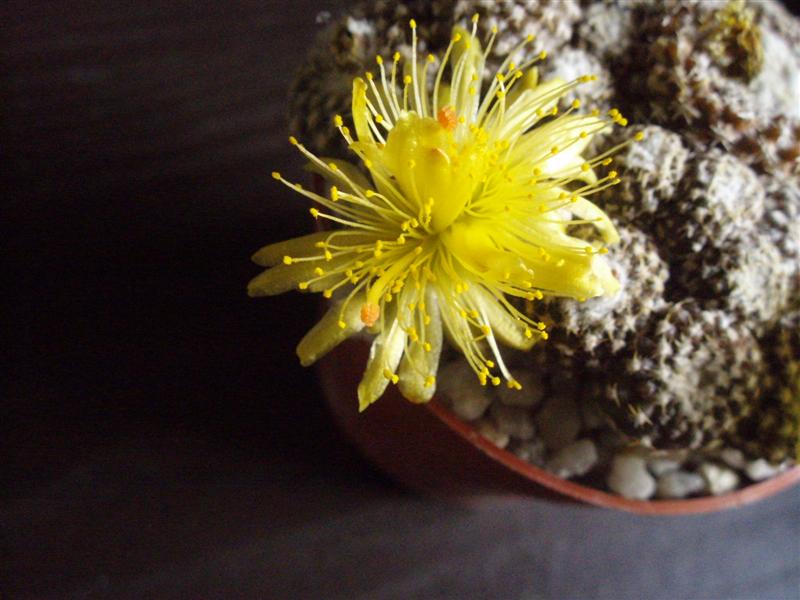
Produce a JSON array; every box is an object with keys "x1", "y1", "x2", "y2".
[{"x1": 2, "y1": 1, "x2": 799, "y2": 599}]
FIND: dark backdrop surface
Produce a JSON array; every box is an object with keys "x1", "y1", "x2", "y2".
[{"x1": 2, "y1": 2, "x2": 799, "y2": 599}]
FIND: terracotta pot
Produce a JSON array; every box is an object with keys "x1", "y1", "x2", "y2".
[{"x1": 318, "y1": 338, "x2": 800, "y2": 514}]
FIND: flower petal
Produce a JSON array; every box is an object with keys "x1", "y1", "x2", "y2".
[
  {"x1": 247, "y1": 254, "x2": 349, "y2": 296},
  {"x1": 398, "y1": 288, "x2": 443, "y2": 403},
  {"x1": 251, "y1": 231, "x2": 330, "y2": 267},
  {"x1": 494, "y1": 77, "x2": 564, "y2": 140},
  {"x1": 352, "y1": 77, "x2": 373, "y2": 144},
  {"x1": 470, "y1": 286, "x2": 537, "y2": 351},
  {"x1": 357, "y1": 318, "x2": 407, "y2": 411},
  {"x1": 569, "y1": 197, "x2": 620, "y2": 244},
  {"x1": 296, "y1": 295, "x2": 365, "y2": 367}
]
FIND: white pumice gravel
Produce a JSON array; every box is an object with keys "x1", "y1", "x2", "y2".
[
  {"x1": 474, "y1": 418, "x2": 510, "y2": 450},
  {"x1": 720, "y1": 448, "x2": 747, "y2": 470},
  {"x1": 438, "y1": 361, "x2": 492, "y2": 421},
  {"x1": 655, "y1": 470, "x2": 706, "y2": 499},
  {"x1": 534, "y1": 395, "x2": 581, "y2": 451},
  {"x1": 513, "y1": 440, "x2": 546, "y2": 467},
  {"x1": 578, "y1": 397, "x2": 608, "y2": 431},
  {"x1": 490, "y1": 403, "x2": 536, "y2": 441},
  {"x1": 607, "y1": 454, "x2": 656, "y2": 500},
  {"x1": 700, "y1": 463, "x2": 741, "y2": 495},
  {"x1": 744, "y1": 459, "x2": 781, "y2": 482},
  {"x1": 647, "y1": 456, "x2": 683, "y2": 477},
  {"x1": 545, "y1": 439, "x2": 599, "y2": 479},
  {"x1": 496, "y1": 370, "x2": 543, "y2": 409}
]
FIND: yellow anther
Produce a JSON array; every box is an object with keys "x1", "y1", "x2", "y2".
[
  {"x1": 409, "y1": 18, "x2": 417, "y2": 29},
  {"x1": 471, "y1": 13, "x2": 479, "y2": 23},
  {"x1": 539, "y1": 50, "x2": 547, "y2": 60},
  {"x1": 375, "y1": 114, "x2": 383, "y2": 124},
  {"x1": 337, "y1": 320, "x2": 346, "y2": 329},
  {"x1": 376, "y1": 55, "x2": 383, "y2": 66},
  {"x1": 298, "y1": 281, "x2": 309, "y2": 290},
  {"x1": 314, "y1": 267, "x2": 324, "y2": 276},
  {"x1": 333, "y1": 115, "x2": 343, "y2": 127},
  {"x1": 481, "y1": 325, "x2": 491, "y2": 335},
  {"x1": 452, "y1": 33, "x2": 462, "y2": 43},
  {"x1": 526, "y1": 34, "x2": 535, "y2": 43},
  {"x1": 393, "y1": 51, "x2": 401, "y2": 62},
  {"x1": 551, "y1": 145, "x2": 559, "y2": 155},
  {"x1": 571, "y1": 99, "x2": 581, "y2": 109},
  {"x1": 634, "y1": 131, "x2": 646, "y2": 141},
  {"x1": 324, "y1": 249, "x2": 333, "y2": 261},
  {"x1": 271, "y1": 171, "x2": 281, "y2": 180},
  {"x1": 282, "y1": 255, "x2": 293, "y2": 265},
  {"x1": 330, "y1": 186, "x2": 339, "y2": 201},
  {"x1": 365, "y1": 71, "x2": 374, "y2": 81},
  {"x1": 309, "y1": 208, "x2": 319, "y2": 219},
  {"x1": 540, "y1": 331, "x2": 549, "y2": 340},
  {"x1": 423, "y1": 342, "x2": 432, "y2": 352},
  {"x1": 288, "y1": 135, "x2": 298, "y2": 145},
  {"x1": 491, "y1": 377, "x2": 501, "y2": 386},
  {"x1": 581, "y1": 162, "x2": 591, "y2": 172},
  {"x1": 424, "y1": 375, "x2": 435, "y2": 387},
  {"x1": 608, "y1": 170, "x2": 618, "y2": 179},
  {"x1": 427, "y1": 53, "x2": 435, "y2": 63},
  {"x1": 322, "y1": 289, "x2": 333, "y2": 299}
]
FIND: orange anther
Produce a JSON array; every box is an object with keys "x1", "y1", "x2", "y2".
[
  {"x1": 360, "y1": 302, "x2": 381, "y2": 327},
  {"x1": 437, "y1": 105, "x2": 457, "y2": 131}
]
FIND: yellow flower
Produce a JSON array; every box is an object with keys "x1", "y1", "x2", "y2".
[{"x1": 250, "y1": 16, "x2": 637, "y2": 411}]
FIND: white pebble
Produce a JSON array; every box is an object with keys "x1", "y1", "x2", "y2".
[
  {"x1": 745, "y1": 458, "x2": 780, "y2": 482},
  {"x1": 656, "y1": 470, "x2": 706, "y2": 499},
  {"x1": 720, "y1": 448, "x2": 746, "y2": 470},
  {"x1": 474, "y1": 419, "x2": 510, "y2": 449},
  {"x1": 607, "y1": 454, "x2": 656, "y2": 500},
  {"x1": 546, "y1": 439, "x2": 599, "y2": 479},
  {"x1": 534, "y1": 395, "x2": 581, "y2": 450},
  {"x1": 700, "y1": 463, "x2": 740, "y2": 495},
  {"x1": 578, "y1": 397, "x2": 608, "y2": 431},
  {"x1": 647, "y1": 456, "x2": 683, "y2": 477},
  {"x1": 496, "y1": 371, "x2": 543, "y2": 408},
  {"x1": 438, "y1": 361, "x2": 492, "y2": 421},
  {"x1": 514, "y1": 439, "x2": 546, "y2": 467},
  {"x1": 490, "y1": 403, "x2": 535, "y2": 440}
]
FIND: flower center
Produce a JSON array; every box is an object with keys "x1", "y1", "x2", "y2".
[{"x1": 382, "y1": 111, "x2": 486, "y2": 233}]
